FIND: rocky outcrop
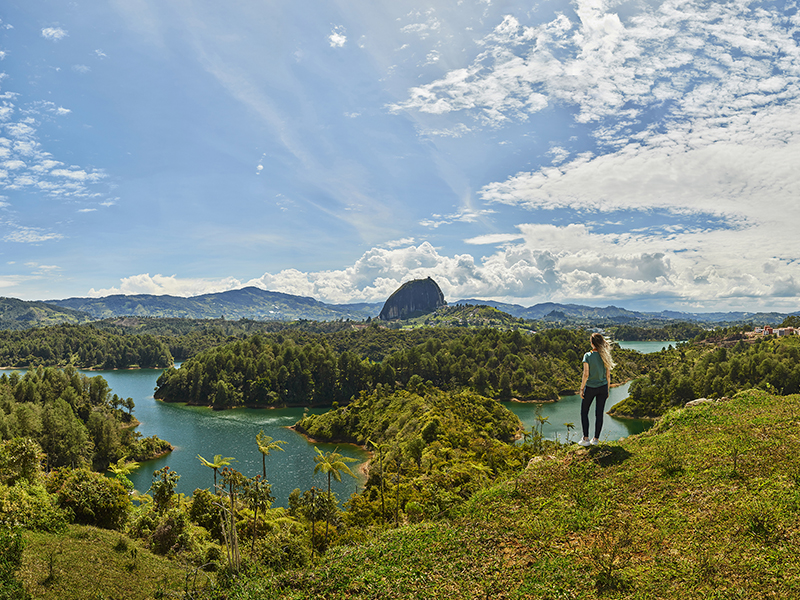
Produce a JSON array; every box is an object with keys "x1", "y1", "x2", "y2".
[{"x1": 379, "y1": 277, "x2": 446, "y2": 320}]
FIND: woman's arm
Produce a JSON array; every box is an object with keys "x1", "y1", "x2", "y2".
[{"x1": 580, "y1": 362, "x2": 589, "y2": 397}]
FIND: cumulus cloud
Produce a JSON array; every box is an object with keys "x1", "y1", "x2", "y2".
[
  {"x1": 92, "y1": 226, "x2": 800, "y2": 311},
  {"x1": 0, "y1": 98, "x2": 106, "y2": 199},
  {"x1": 391, "y1": 1, "x2": 800, "y2": 138},
  {"x1": 41, "y1": 27, "x2": 67, "y2": 41},
  {"x1": 89, "y1": 274, "x2": 245, "y2": 297},
  {"x1": 385, "y1": 0, "x2": 800, "y2": 310},
  {"x1": 329, "y1": 26, "x2": 347, "y2": 48}
]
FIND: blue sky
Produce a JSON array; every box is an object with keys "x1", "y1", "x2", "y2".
[{"x1": 1, "y1": 0, "x2": 798, "y2": 312}]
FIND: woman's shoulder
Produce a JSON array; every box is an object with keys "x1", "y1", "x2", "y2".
[{"x1": 582, "y1": 350, "x2": 594, "y2": 361}]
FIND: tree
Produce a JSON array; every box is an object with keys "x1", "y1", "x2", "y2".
[
  {"x1": 197, "y1": 454, "x2": 235, "y2": 492},
  {"x1": 40, "y1": 399, "x2": 92, "y2": 469},
  {"x1": 243, "y1": 474, "x2": 274, "y2": 557},
  {"x1": 313, "y1": 446, "x2": 357, "y2": 546},
  {"x1": 149, "y1": 466, "x2": 180, "y2": 514},
  {"x1": 107, "y1": 457, "x2": 140, "y2": 492},
  {"x1": 218, "y1": 467, "x2": 247, "y2": 572},
  {"x1": 255, "y1": 430, "x2": 287, "y2": 479}
]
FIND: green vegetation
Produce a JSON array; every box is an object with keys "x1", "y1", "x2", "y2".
[
  {"x1": 219, "y1": 388, "x2": 800, "y2": 599},
  {"x1": 13, "y1": 388, "x2": 799, "y2": 599},
  {"x1": 613, "y1": 334, "x2": 800, "y2": 418},
  {"x1": 155, "y1": 328, "x2": 652, "y2": 408},
  {"x1": 393, "y1": 303, "x2": 535, "y2": 330},
  {"x1": 0, "y1": 298, "x2": 91, "y2": 331},
  {"x1": 7, "y1": 315, "x2": 800, "y2": 598},
  {"x1": 0, "y1": 366, "x2": 171, "y2": 470},
  {"x1": 609, "y1": 321, "x2": 706, "y2": 341},
  {"x1": 0, "y1": 324, "x2": 172, "y2": 369}
]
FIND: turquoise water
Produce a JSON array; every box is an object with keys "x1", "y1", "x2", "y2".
[
  {"x1": 8, "y1": 365, "x2": 650, "y2": 503},
  {"x1": 38, "y1": 368, "x2": 367, "y2": 506},
  {"x1": 504, "y1": 382, "x2": 651, "y2": 444},
  {"x1": 617, "y1": 340, "x2": 682, "y2": 354}
]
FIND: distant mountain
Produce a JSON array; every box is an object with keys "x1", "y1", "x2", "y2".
[
  {"x1": 454, "y1": 299, "x2": 791, "y2": 325},
  {"x1": 0, "y1": 297, "x2": 92, "y2": 330},
  {"x1": 0, "y1": 286, "x2": 787, "y2": 331},
  {"x1": 49, "y1": 287, "x2": 382, "y2": 322},
  {"x1": 379, "y1": 278, "x2": 447, "y2": 320}
]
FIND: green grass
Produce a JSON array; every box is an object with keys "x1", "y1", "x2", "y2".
[
  {"x1": 243, "y1": 388, "x2": 800, "y2": 599},
  {"x1": 16, "y1": 388, "x2": 800, "y2": 599},
  {"x1": 18, "y1": 525, "x2": 191, "y2": 600}
]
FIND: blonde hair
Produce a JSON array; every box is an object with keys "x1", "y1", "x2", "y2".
[{"x1": 591, "y1": 333, "x2": 615, "y2": 373}]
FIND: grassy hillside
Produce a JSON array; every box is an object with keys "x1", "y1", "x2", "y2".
[
  {"x1": 231, "y1": 388, "x2": 800, "y2": 598},
  {"x1": 0, "y1": 298, "x2": 91, "y2": 330},
  {"x1": 18, "y1": 525, "x2": 187, "y2": 600},
  {"x1": 404, "y1": 304, "x2": 534, "y2": 330},
  {"x1": 10, "y1": 388, "x2": 800, "y2": 598},
  {"x1": 49, "y1": 287, "x2": 380, "y2": 322}
]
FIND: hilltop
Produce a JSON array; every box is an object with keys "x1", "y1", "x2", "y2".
[
  {"x1": 0, "y1": 298, "x2": 92, "y2": 330},
  {"x1": 0, "y1": 286, "x2": 790, "y2": 331},
  {"x1": 48, "y1": 287, "x2": 382, "y2": 322},
  {"x1": 16, "y1": 388, "x2": 799, "y2": 599},
  {"x1": 237, "y1": 388, "x2": 800, "y2": 598}
]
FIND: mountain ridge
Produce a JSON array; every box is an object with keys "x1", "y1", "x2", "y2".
[{"x1": 0, "y1": 287, "x2": 783, "y2": 329}]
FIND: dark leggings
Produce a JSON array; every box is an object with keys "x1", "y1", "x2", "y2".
[{"x1": 581, "y1": 384, "x2": 609, "y2": 439}]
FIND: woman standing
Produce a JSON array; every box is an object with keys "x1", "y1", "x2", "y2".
[{"x1": 578, "y1": 333, "x2": 615, "y2": 447}]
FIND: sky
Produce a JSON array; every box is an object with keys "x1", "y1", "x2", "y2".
[{"x1": 0, "y1": 0, "x2": 799, "y2": 313}]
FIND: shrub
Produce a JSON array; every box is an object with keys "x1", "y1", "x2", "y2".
[
  {"x1": 0, "y1": 438, "x2": 44, "y2": 485},
  {"x1": 56, "y1": 468, "x2": 131, "y2": 529},
  {"x1": 0, "y1": 526, "x2": 29, "y2": 600},
  {"x1": 149, "y1": 508, "x2": 194, "y2": 555},
  {"x1": 0, "y1": 481, "x2": 68, "y2": 532}
]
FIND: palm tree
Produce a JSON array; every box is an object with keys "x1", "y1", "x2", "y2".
[
  {"x1": 107, "y1": 457, "x2": 140, "y2": 492},
  {"x1": 256, "y1": 430, "x2": 287, "y2": 479},
  {"x1": 313, "y1": 446, "x2": 357, "y2": 546},
  {"x1": 366, "y1": 438, "x2": 387, "y2": 523},
  {"x1": 197, "y1": 454, "x2": 235, "y2": 492}
]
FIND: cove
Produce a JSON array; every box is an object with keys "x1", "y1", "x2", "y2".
[
  {"x1": 504, "y1": 381, "x2": 652, "y2": 444},
  {"x1": 8, "y1": 362, "x2": 652, "y2": 504},
  {"x1": 45, "y1": 367, "x2": 368, "y2": 508}
]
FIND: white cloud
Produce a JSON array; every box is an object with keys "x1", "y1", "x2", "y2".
[
  {"x1": 329, "y1": 26, "x2": 347, "y2": 48},
  {"x1": 4, "y1": 226, "x2": 63, "y2": 243},
  {"x1": 391, "y1": 1, "x2": 800, "y2": 137},
  {"x1": 420, "y1": 207, "x2": 495, "y2": 228},
  {"x1": 89, "y1": 274, "x2": 244, "y2": 297},
  {"x1": 72, "y1": 65, "x2": 91, "y2": 74},
  {"x1": 41, "y1": 27, "x2": 67, "y2": 41}
]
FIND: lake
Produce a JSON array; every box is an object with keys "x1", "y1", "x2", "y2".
[
  {"x1": 9, "y1": 363, "x2": 652, "y2": 503},
  {"x1": 505, "y1": 381, "x2": 651, "y2": 445},
  {"x1": 9, "y1": 367, "x2": 368, "y2": 506},
  {"x1": 616, "y1": 340, "x2": 682, "y2": 353}
]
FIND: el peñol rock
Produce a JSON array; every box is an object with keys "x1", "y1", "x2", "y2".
[{"x1": 379, "y1": 277, "x2": 446, "y2": 320}]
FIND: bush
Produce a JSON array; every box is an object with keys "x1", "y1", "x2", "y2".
[
  {"x1": 0, "y1": 438, "x2": 44, "y2": 485},
  {"x1": 0, "y1": 481, "x2": 68, "y2": 532},
  {"x1": 56, "y1": 468, "x2": 131, "y2": 529},
  {"x1": 149, "y1": 508, "x2": 194, "y2": 555},
  {"x1": 0, "y1": 526, "x2": 29, "y2": 600}
]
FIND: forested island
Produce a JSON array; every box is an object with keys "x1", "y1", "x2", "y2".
[{"x1": 4, "y1": 313, "x2": 800, "y2": 598}]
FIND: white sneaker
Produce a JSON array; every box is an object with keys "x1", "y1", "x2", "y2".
[
  {"x1": 590, "y1": 438, "x2": 600, "y2": 446},
  {"x1": 578, "y1": 438, "x2": 591, "y2": 447}
]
